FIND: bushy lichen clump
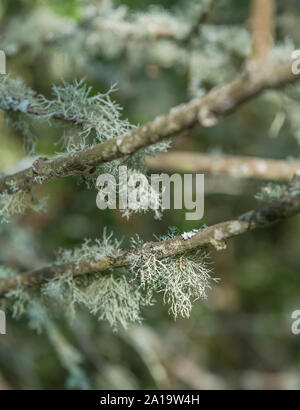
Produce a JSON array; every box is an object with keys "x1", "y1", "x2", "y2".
[
  {"x1": 0, "y1": 75, "x2": 41, "y2": 152},
  {"x1": 129, "y1": 228, "x2": 217, "y2": 319},
  {"x1": 0, "y1": 75, "x2": 135, "y2": 154},
  {"x1": 27, "y1": 300, "x2": 89, "y2": 389},
  {"x1": 38, "y1": 228, "x2": 218, "y2": 330},
  {"x1": 0, "y1": 76, "x2": 171, "y2": 221},
  {"x1": 0, "y1": 76, "x2": 38, "y2": 113},
  {"x1": 255, "y1": 182, "x2": 287, "y2": 203},
  {"x1": 0, "y1": 180, "x2": 48, "y2": 224}
]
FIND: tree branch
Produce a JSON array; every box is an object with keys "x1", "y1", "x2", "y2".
[
  {"x1": 251, "y1": 0, "x2": 275, "y2": 61},
  {"x1": 0, "y1": 56, "x2": 298, "y2": 195},
  {"x1": 1, "y1": 175, "x2": 299, "y2": 298},
  {"x1": 145, "y1": 151, "x2": 300, "y2": 181},
  {"x1": 182, "y1": 0, "x2": 214, "y2": 45}
]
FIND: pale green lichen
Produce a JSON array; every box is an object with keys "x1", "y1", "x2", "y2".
[
  {"x1": 55, "y1": 228, "x2": 122, "y2": 267},
  {"x1": 42, "y1": 270, "x2": 146, "y2": 331},
  {"x1": 0, "y1": 75, "x2": 38, "y2": 113},
  {"x1": 1, "y1": 75, "x2": 171, "y2": 222},
  {"x1": 2, "y1": 7, "x2": 73, "y2": 57},
  {"x1": 0, "y1": 75, "x2": 41, "y2": 152},
  {"x1": 95, "y1": 140, "x2": 171, "y2": 220},
  {"x1": 255, "y1": 183, "x2": 287, "y2": 203},
  {"x1": 0, "y1": 266, "x2": 17, "y2": 279},
  {"x1": 40, "y1": 228, "x2": 218, "y2": 329},
  {"x1": 129, "y1": 228, "x2": 217, "y2": 319},
  {"x1": 41, "y1": 230, "x2": 145, "y2": 330},
  {"x1": 27, "y1": 301, "x2": 89, "y2": 389},
  {"x1": 210, "y1": 238, "x2": 227, "y2": 251},
  {"x1": 0, "y1": 180, "x2": 48, "y2": 224},
  {"x1": 161, "y1": 252, "x2": 216, "y2": 319},
  {"x1": 39, "y1": 79, "x2": 135, "y2": 149}
]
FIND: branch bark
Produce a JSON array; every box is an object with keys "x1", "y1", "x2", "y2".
[
  {"x1": 251, "y1": 0, "x2": 275, "y2": 61},
  {"x1": 0, "y1": 57, "x2": 299, "y2": 195},
  {"x1": 1, "y1": 176, "x2": 299, "y2": 298},
  {"x1": 146, "y1": 152, "x2": 300, "y2": 181}
]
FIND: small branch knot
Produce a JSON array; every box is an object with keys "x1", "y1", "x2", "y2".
[{"x1": 32, "y1": 157, "x2": 48, "y2": 174}]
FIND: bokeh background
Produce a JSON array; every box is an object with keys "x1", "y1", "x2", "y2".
[{"x1": 1, "y1": 0, "x2": 300, "y2": 389}]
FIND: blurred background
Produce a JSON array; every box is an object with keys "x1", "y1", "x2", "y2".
[{"x1": 1, "y1": 0, "x2": 300, "y2": 390}]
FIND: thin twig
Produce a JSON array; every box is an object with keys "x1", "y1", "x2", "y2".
[{"x1": 146, "y1": 151, "x2": 300, "y2": 181}]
